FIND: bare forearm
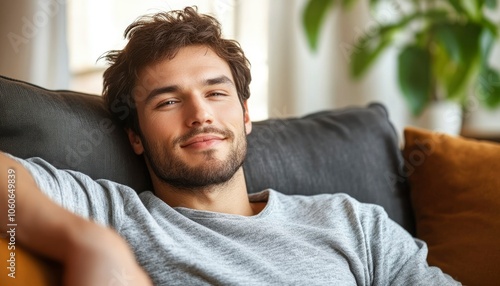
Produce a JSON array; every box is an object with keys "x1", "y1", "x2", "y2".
[
  {"x1": 0, "y1": 152, "x2": 80, "y2": 261},
  {"x1": 0, "y1": 152, "x2": 151, "y2": 285}
]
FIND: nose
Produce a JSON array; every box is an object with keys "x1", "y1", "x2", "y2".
[{"x1": 184, "y1": 95, "x2": 214, "y2": 127}]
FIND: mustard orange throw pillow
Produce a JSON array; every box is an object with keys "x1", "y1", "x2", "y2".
[{"x1": 403, "y1": 127, "x2": 500, "y2": 286}]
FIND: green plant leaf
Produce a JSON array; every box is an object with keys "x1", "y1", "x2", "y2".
[
  {"x1": 302, "y1": 0, "x2": 335, "y2": 51},
  {"x1": 480, "y1": 27, "x2": 495, "y2": 66},
  {"x1": 448, "y1": 0, "x2": 467, "y2": 14},
  {"x1": 350, "y1": 9, "x2": 449, "y2": 78},
  {"x1": 460, "y1": 0, "x2": 480, "y2": 19},
  {"x1": 433, "y1": 22, "x2": 482, "y2": 99},
  {"x1": 477, "y1": 67, "x2": 500, "y2": 108},
  {"x1": 351, "y1": 14, "x2": 422, "y2": 78},
  {"x1": 485, "y1": 0, "x2": 497, "y2": 9},
  {"x1": 350, "y1": 36, "x2": 392, "y2": 78},
  {"x1": 479, "y1": 17, "x2": 498, "y2": 37},
  {"x1": 398, "y1": 45, "x2": 432, "y2": 116}
]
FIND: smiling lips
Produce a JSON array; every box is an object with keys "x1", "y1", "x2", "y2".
[{"x1": 180, "y1": 135, "x2": 225, "y2": 149}]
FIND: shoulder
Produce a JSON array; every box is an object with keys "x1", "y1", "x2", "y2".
[
  {"x1": 16, "y1": 155, "x2": 132, "y2": 191},
  {"x1": 270, "y1": 190, "x2": 389, "y2": 225},
  {"x1": 12, "y1": 155, "x2": 140, "y2": 210},
  {"x1": 273, "y1": 190, "x2": 386, "y2": 214}
]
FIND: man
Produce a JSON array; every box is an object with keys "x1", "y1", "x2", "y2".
[{"x1": 0, "y1": 7, "x2": 460, "y2": 285}]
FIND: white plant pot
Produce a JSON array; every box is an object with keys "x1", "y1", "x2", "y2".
[
  {"x1": 462, "y1": 105, "x2": 500, "y2": 138},
  {"x1": 413, "y1": 101, "x2": 463, "y2": 135}
]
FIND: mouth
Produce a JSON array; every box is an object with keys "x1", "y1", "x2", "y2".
[{"x1": 180, "y1": 134, "x2": 225, "y2": 149}]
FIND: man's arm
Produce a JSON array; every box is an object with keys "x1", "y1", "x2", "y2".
[
  {"x1": 0, "y1": 152, "x2": 151, "y2": 285},
  {"x1": 359, "y1": 202, "x2": 461, "y2": 285}
]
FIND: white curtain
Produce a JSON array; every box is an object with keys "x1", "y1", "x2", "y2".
[{"x1": 0, "y1": 0, "x2": 69, "y2": 89}]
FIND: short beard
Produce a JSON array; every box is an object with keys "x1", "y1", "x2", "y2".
[{"x1": 140, "y1": 126, "x2": 247, "y2": 191}]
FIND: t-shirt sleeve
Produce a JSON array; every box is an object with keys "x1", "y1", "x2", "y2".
[
  {"x1": 359, "y1": 203, "x2": 461, "y2": 285},
  {"x1": 12, "y1": 155, "x2": 132, "y2": 230}
]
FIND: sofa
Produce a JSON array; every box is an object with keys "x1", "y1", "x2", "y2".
[{"x1": 0, "y1": 74, "x2": 499, "y2": 285}]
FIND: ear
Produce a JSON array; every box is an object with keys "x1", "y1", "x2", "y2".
[
  {"x1": 243, "y1": 101, "x2": 252, "y2": 135},
  {"x1": 127, "y1": 128, "x2": 144, "y2": 155}
]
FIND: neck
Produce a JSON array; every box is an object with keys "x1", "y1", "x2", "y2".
[{"x1": 152, "y1": 168, "x2": 260, "y2": 216}]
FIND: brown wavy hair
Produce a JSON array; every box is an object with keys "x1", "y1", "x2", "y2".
[{"x1": 101, "y1": 6, "x2": 251, "y2": 133}]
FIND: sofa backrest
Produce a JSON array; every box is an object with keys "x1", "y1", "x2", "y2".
[{"x1": 0, "y1": 75, "x2": 414, "y2": 233}]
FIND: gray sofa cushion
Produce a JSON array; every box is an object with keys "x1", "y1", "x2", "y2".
[
  {"x1": 245, "y1": 104, "x2": 413, "y2": 232},
  {"x1": 0, "y1": 75, "x2": 413, "y2": 233},
  {"x1": 0, "y1": 75, "x2": 152, "y2": 191}
]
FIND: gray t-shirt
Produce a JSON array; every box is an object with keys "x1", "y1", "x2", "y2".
[{"x1": 19, "y1": 157, "x2": 460, "y2": 285}]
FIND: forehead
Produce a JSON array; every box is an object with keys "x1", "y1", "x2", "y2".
[{"x1": 133, "y1": 45, "x2": 234, "y2": 100}]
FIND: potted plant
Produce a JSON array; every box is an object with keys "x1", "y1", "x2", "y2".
[{"x1": 302, "y1": 0, "x2": 500, "y2": 132}]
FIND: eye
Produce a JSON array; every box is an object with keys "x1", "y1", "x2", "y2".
[
  {"x1": 156, "y1": 99, "x2": 179, "y2": 108},
  {"x1": 208, "y1": 92, "x2": 227, "y2": 97}
]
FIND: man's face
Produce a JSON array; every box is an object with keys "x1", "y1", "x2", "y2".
[{"x1": 129, "y1": 45, "x2": 252, "y2": 189}]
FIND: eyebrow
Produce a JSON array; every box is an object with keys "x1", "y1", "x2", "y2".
[
  {"x1": 144, "y1": 75, "x2": 235, "y2": 105},
  {"x1": 205, "y1": 75, "x2": 234, "y2": 86}
]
